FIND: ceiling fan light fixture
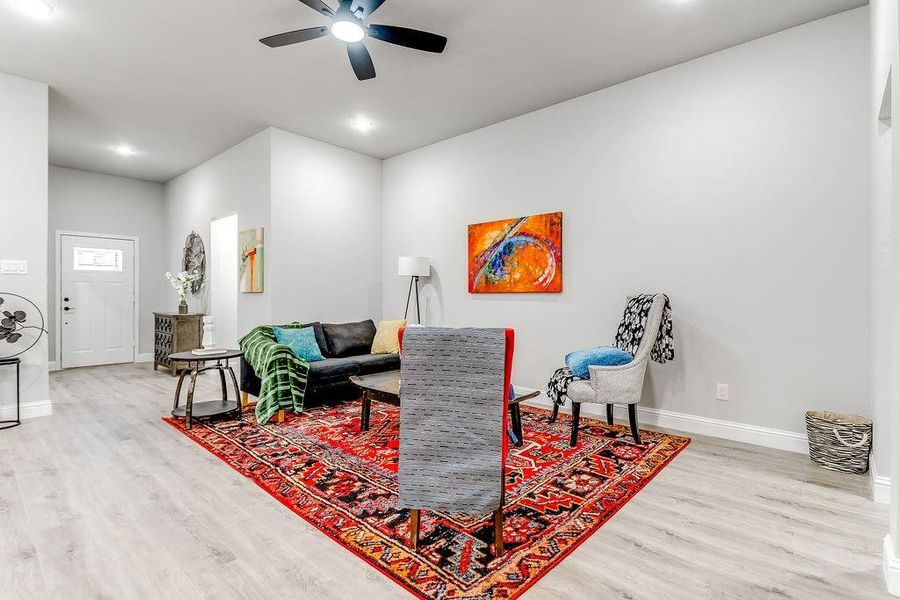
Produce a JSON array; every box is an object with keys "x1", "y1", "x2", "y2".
[{"x1": 331, "y1": 19, "x2": 365, "y2": 43}]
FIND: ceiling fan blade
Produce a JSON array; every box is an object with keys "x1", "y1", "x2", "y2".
[
  {"x1": 260, "y1": 26, "x2": 330, "y2": 48},
  {"x1": 350, "y1": 0, "x2": 387, "y2": 18},
  {"x1": 368, "y1": 24, "x2": 447, "y2": 53},
  {"x1": 347, "y1": 42, "x2": 376, "y2": 80},
  {"x1": 297, "y1": 0, "x2": 334, "y2": 16}
]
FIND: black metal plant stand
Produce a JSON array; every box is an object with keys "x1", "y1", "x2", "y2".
[{"x1": 0, "y1": 357, "x2": 21, "y2": 431}]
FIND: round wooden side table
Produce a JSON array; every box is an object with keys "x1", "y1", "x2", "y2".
[{"x1": 168, "y1": 349, "x2": 243, "y2": 430}]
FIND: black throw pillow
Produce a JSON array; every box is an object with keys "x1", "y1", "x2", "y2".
[{"x1": 322, "y1": 320, "x2": 377, "y2": 358}]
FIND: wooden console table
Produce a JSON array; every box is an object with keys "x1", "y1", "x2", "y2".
[{"x1": 153, "y1": 312, "x2": 203, "y2": 375}]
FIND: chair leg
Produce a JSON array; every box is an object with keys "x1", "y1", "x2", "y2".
[
  {"x1": 240, "y1": 391, "x2": 249, "y2": 408},
  {"x1": 275, "y1": 410, "x2": 285, "y2": 424},
  {"x1": 570, "y1": 402, "x2": 581, "y2": 447},
  {"x1": 493, "y1": 508, "x2": 504, "y2": 555},
  {"x1": 550, "y1": 401, "x2": 560, "y2": 423},
  {"x1": 409, "y1": 509, "x2": 421, "y2": 550},
  {"x1": 606, "y1": 404, "x2": 614, "y2": 425},
  {"x1": 628, "y1": 404, "x2": 641, "y2": 444}
]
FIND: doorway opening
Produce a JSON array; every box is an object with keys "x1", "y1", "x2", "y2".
[{"x1": 210, "y1": 214, "x2": 239, "y2": 349}]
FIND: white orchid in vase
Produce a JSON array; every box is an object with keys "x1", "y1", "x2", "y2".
[{"x1": 166, "y1": 270, "x2": 200, "y2": 314}]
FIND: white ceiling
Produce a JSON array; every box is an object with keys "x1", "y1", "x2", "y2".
[{"x1": 0, "y1": 0, "x2": 867, "y2": 183}]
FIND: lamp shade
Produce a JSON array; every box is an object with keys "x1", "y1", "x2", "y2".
[{"x1": 398, "y1": 256, "x2": 430, "y2": 277}]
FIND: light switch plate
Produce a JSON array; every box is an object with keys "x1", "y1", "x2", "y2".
[{"x1": 0, "y1": 260, "x2": 28, "y2": 275}]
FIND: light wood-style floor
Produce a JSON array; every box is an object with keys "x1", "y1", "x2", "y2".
[{"x1": 0, "y1": 363, "x2": 890, "y2": 599}]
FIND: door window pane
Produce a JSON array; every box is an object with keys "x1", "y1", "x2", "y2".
[{"x1": 73, "y1": 247, "x2": 123, "y2": 272}]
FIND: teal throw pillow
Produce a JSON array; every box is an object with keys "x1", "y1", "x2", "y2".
[
  {"x1": 565, "y1": 346, "x2": 633, "y2": 379},
  {"x1": 273, "y1": 326, "x2": 325, "y2": 362}
]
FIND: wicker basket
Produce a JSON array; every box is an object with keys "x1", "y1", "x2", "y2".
[{"x1": 805, "y1": 411, "x2": 872, "y2": 475}]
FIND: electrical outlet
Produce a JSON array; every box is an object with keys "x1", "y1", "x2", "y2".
[{"x1": 716, "y1": 383, "x2": 729, "y2": 401}]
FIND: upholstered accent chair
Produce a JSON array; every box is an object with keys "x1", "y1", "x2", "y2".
[
  {"x1": 564, "y1": 294, "x2": 667, "y2": 447},
  {"x1": 397, "y1": 327, "x2": 514, "y2": 556}
]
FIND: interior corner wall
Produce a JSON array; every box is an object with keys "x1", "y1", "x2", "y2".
[
  {"x1": 164, "y1": 129, "x2": 274, "y2": 337},
  {"x1": 872, "y1": 0, "x2": 897, "y2": 496},
  {"x1": 269, "y1": 128, "x2": 383, "y2": 324},
  {"x1": 163, "y1": 127, "x2": 383, "y2": 341},
  {"x1": 48, "y1": 166, "x2": 166, "y2": 359},
  {"x1": 872, "y1": 0, "x2": 900, "y2": 574},
  {"x1": 381, "y1": 8, "x2": 871, "y2": 437},
  {"x1": 0, "y1": 72, "x2": 49, "y2": 416}
]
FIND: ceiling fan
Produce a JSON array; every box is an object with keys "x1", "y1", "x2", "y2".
[{"x1": 260, "y1": 0, "x2": 448, "y2": 81}]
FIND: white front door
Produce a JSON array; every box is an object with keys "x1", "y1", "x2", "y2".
[{"x1": 60, "y1": 235, "x2": 135, "y2": 368}]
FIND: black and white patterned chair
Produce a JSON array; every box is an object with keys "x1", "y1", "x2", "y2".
[{"x1": 564, "y1": 294, "x2": 668, "y2": 447}]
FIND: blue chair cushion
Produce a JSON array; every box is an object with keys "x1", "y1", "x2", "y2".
[
  {"x1": 273, "y1": 326, "x2": 325, "y2": 363},
  {"x1": 565, "y1": 346, "x2": 633, "y2": 379}
]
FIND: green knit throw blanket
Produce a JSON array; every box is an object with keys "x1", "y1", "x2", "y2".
[{"x1": 239, "y1": 325, "x2": 310, "y2": 424}]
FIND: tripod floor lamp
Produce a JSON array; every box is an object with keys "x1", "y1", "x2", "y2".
[{"x1": 399, "y1": 257, "x2": 430, "y2": 325}]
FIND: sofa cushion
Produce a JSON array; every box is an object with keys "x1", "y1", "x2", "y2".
[
  {"x1": 307, "y1": 357, "x2": 361, "y2": 381},
  {"x1": 353, "y1": 353, "x2": 400, "y2": 375},
  {"x1": 323, "y1": 320, "x2": 377, "y2": 358}
]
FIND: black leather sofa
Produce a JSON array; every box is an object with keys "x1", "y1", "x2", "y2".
[{"x1": 240, "y1": 319, "x2": 400, "y2": 406}]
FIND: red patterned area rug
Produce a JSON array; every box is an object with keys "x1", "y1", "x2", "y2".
[{"x1": 164, "y1": 403, "x2": 690, "y2": 599}]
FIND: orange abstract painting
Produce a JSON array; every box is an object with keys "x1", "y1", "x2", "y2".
[{"x1": 468, "y1": 212, "x2": 563, "y2": 293}]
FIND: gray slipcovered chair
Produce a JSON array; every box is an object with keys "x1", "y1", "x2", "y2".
[
  {"x1": 397, "y1": 326, "x2": 514, "y2": 556},
  {"x1": 564, "y1": 293, "x2": 668, "y2": 447}
]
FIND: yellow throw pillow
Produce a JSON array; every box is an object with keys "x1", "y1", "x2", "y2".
[{"x1": 371, "y1": 319, "x2": 407, "y2": 355}]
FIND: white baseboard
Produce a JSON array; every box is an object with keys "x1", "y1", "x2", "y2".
[
  {"x1": 885, "y1": 535, "x2": 900, "y2": 596},
  {"x1": 0, "y1": 399, "x2": 52, "y2": 421},
  {"x1": 526, "y1": 395, "x2": 808, "y2": 454},
  {"x1": 872, "y1": 456, "x2": 892, "y2": 505},
  {"x1": 50, "y1": 354, "x2": 152, "y2": 371}
]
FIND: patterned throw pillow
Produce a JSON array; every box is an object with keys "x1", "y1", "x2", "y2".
[
  {"x1": 565, "y1": 346, "x2": 633, "y2": 379},
  {"x1": 371, "y1": 319, "x2": 407, "y2": 355},
  {"x1": 273, "y1": 326, "x2": 325, "y2": 362}
]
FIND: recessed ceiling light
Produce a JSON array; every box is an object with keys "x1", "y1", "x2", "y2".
[
  {"x1": 113, "y1": 145, "x2": 136, "y2": 156},
  {"x1": 350, "y1": 117, "x2": 374, "y2": 134},
  {"x1": 332, "y1": 20, "x2": 365, "y2": 43},
  {"x1": 12, "y1": 0, "x2": 53, "y2": 18}
]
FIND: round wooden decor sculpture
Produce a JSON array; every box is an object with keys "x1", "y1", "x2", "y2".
[{"x1": 182, "y1": 232, "x2": 206, "y2": 294}]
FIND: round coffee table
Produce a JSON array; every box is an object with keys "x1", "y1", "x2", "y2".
[{"x1": 169, "y1": 349, "x2": 243, "y2": 430}]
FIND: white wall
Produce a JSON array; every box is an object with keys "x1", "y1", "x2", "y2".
[
  {"x1": 164, "y1": 127, "x2": 383, "y2": 340},
  {"x1": 382, "y1": 9, "x2": 870, "y2": 438},
  {"x1": 269, "y1": 128, "x2": 383, "y2": 324},
  {"x1": 0, "y1": 72, "x2": 49, "y2": 418},
  {"x1": 164, "y1": 129, "x2": 273, "y2": 337},
  {"x1": 48, "y1": 166, "x2": 166, "y2": 358}
]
